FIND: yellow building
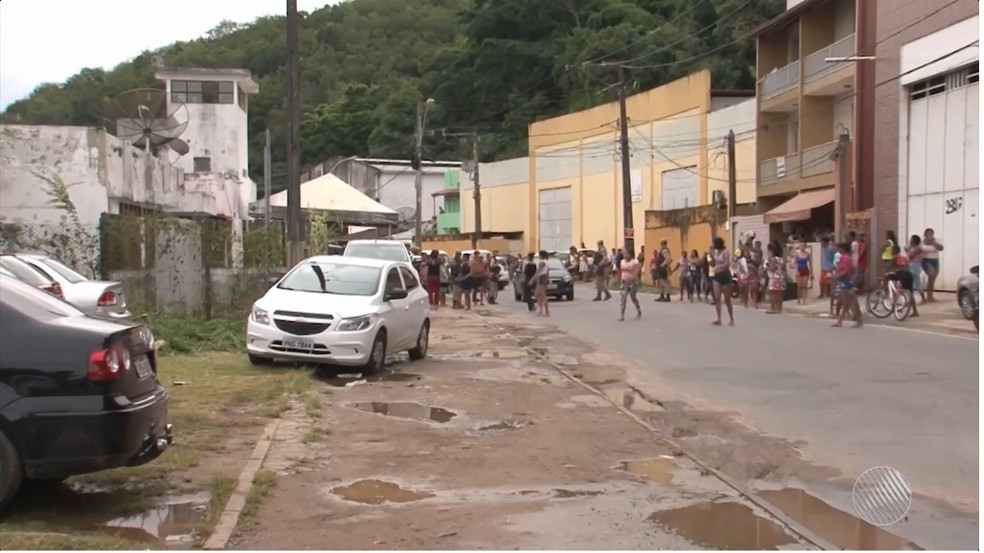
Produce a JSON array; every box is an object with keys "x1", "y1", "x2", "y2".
[{"x1": 462, "y1": 69, "x2": 760, "y2": 255}]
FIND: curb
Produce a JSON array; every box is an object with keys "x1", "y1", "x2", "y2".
[
  {"x1": 470, "y1": 308, "x2": 837, "y2": 550},
  {"x1": 202, "y1": 419, "x2": 280, "y2": 550}
]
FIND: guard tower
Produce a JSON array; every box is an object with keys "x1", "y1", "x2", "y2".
[{"x1": 155, "y1": 67, "x2": 259, "y2": 180}]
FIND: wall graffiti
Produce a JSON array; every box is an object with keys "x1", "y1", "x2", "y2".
[{"x1": 945, "y1": 196, "x2": 963, "y2": 215}]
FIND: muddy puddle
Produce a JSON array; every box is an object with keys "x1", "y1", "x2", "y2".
[
  {"x1": 758, "y1": 488, "x2": 919, "y2": 550},
  {"x1": 648, "y1": 501, "x2": 798, "y2": 550},
  {"x1": 332, "y1": 480, "x2": 434, "y2": 504},
  {"x1": 478, "y1": 419, "x2": 533, "y2": 431},
  {"x1": 347, "y1": 401, "x2": 457, "y2": 423},
  {"x1": 553, "y1": 489, "x2": 604, "y2": 499},
  {"x1": 103, "y1": 494, "x2": 208, "y2": 545},
  {"x1": 618, "y1": 457, "x2": 676, "y2": 485},
  {"x1": 318, "y1": 371, "x2": 420, "y2": 387}
]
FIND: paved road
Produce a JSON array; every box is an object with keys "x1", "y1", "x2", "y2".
[{"x1": 498, "y1": 286, "x2": 978, "y2": 525}]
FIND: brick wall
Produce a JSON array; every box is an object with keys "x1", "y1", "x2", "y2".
[{"x1": 872, "y1": 0, "x2": 978, "y2": 239}]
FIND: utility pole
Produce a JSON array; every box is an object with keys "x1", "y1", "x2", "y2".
[
  {"x1": 263, "y1": 129, "x2": 272, "y2": 225},
  {"x1": 726, "y1": 130, "x2": 737, "y2": 250},
  {"x1": 285, "y1": 0, "x2": 303, "y2": 266},
  {"x1": 471, "y1": 136, "x2": 481, "y2": 249},
  {"x1": 413, "y1": 98, "x2": 435, "y2": 249},
  {"x1": 616, "y1": 64, "x2": 634, "y2": 255},
  {"x1": 835, "y1": 132, "x2": 851, "y2": 239}
]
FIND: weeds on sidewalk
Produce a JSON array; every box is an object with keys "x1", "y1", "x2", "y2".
[{"x1": 0, "y1": 354, "x2": 311, "y2": 549}]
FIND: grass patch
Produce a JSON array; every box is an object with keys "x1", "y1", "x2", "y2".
[
  {"x1": 195, "y1": 475, "x2": 236, "y2": 547},
  {"x1": 303, "y1": 393, "x2": 323, "y2": 419},
  {"x1": 302, "y1": 427, "x2": 330, "y2": 443},
  {"x1": 237, "y1": 470, "x2": 277, "y2": 531},
  {"x1": 135, "y1": 313, "x2": 245, "y2": 355},
  {"x1": 0, "y1": 530, "x2": 159, "y2": 550}
]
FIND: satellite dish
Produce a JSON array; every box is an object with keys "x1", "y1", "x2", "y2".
[
  {"x1": 101, "y1": 88, "x2": 190, "y2": 155},
  {"x1": 396, "y1": 207, "x2": 415, "y2": 225},
  {"x1": 169, "y1": 137, "x2": 190, "y2": 156}
]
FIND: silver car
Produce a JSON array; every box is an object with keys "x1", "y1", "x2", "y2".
[
  {"x1": 15, "y1": 254, "x2": 132, "y2": 320},
  {"x1": 957, "y1": 266, "x2": 978, "y2": 330}
]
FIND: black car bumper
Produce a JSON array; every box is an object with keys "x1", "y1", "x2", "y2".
[{"x1": 16, "y1": 387, "x2": 173, "y2": 479}]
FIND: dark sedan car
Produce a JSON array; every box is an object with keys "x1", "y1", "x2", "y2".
[
  {"x1": 512, "y1": 257, "x2": 575, "y2": 301},
  {"x1": 0, "y1": 273, "x2": 172, "y2": 508}
]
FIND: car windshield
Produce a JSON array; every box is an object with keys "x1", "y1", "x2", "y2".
[
  {"x1": 36, "y1": 257, "x2": 88, "y2": 283},
  {"x1": 345, "y1": 244, "x2": 407, "y2": 262},
  {"x1": 545, "y1": 258, "x2": 567, "y2": 271},
  {"x1": 277, "y1": 262, "x2": 381, "y2": 296}
]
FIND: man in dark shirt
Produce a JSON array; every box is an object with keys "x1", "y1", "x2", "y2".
[
  {"x1": 522, "y1": 252, "x2": 537, "y2": 312},
  {"x1": 593, "y1": 251, "x2": 612, "y2": 301}
]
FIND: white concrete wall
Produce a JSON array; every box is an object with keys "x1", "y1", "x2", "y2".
[
  {"x1": 371, "y1": 164, "x2": 445, "y2": 223},
  {"x1": 900, "y1": 15, "x2": 979, "y2": 86},
  {"x1": 472, "y1": 156, "x2": 530, "y2": 190},
  {"x1": 0, "y1": 125, "x2": 248, "y2": 228}
]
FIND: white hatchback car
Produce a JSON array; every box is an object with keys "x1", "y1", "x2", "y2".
[{"x1": 246, "y1": 256, "x2": 431, "y2": 372}]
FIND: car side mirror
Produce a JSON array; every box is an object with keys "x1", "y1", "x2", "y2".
[
  {"x1": 386, "y1": 288, "x2": 409, "y2": 301},
  {"x1": 971, "y1": 266, "x2": 979, "y2": 275}
]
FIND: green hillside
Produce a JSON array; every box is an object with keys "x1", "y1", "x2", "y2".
[{"x1": 1, "y1": 0, "x2": 782, "y2": 192}]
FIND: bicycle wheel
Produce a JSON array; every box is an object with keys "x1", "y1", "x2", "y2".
[
  {"x1": 892, "y1": 292, "x2": 912, "y2": 321},
  {"x1": 866, "y1": 290, "x2": 892, "y2": 319}
]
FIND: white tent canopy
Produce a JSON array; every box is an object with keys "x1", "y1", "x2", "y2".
[{"x1": 261, "y1": 173, "x2": 396, "y2": 215}]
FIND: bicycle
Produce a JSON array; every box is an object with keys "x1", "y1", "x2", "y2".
[{"x1": 865, "y1": 275, "x2": 912, "y2": 321}]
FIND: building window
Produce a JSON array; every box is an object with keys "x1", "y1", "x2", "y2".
[
  {"x1": 910, "y1": 63, "x2": 978, "y2": 100},
  {"x1": 171, "y1": 80, "x2": 236, "y2": 105},
  {"x1": 193, "y1": 157, "x2": 212, "y2": 172}
]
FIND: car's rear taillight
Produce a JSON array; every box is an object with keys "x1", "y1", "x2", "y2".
[
  {"x1": 97, "y1": 290, "x2": 119, "y2": 306},
  {"x1": 88, "y1": 344, "x2": 131, "y2": 381}
]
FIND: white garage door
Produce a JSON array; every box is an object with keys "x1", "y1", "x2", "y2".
[
  {"x1": 538, "y1": 187, "x2": 572, "y2": 252},
  {"x1": 905, "y1": 64, "x2": 979, "y2": 291},
  {"x1": 661, "y1": 167, "x2": 699, "y2": 210}
]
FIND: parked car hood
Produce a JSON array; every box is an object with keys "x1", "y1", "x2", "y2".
[{"x1": 259, "y1": 287, "x2": 381, "y2": 318}]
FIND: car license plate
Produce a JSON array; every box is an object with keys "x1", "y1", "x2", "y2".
[
  {"x1": 548, "y1": 284, "x2": 558, "y2": 291},
  {"x1": 134, "y1": 355, "x2": 152, "y2": 379},
  {"x1": 283, "y1": 338, "x2": 314, "y2": 350}
]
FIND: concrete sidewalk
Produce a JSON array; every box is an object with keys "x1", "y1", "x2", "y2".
[{"x1": 781, "y1": 292, "x2": 976, "y2": 336}]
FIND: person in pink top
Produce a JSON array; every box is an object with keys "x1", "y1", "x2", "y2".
[{"x1": 618, "y1": 247, "x2": 642, "y2": 321}]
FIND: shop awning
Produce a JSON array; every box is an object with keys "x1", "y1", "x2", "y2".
[{"x1": 763, "y1": 188, "x2": 835, "y2": 224}]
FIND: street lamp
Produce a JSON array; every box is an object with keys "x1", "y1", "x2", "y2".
[{"x1": 414, "y1": 98, "x2": 436, "y2": 247}]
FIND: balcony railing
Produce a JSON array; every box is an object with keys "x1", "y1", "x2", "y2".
[
  {"x1": 804, "y1": 34, "x2": 856, "y2": 82},
  {"x1": 760, "y1": 153, "x2": 800, "y2": 185},
  {"x1": 760, "y1": 61, "x2": 800, "y2": 99},
  {"x1": 801, "y1": 140, "x2": 837, "y2": 177}
]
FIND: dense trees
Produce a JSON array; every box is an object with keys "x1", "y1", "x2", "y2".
[{"x1": 1, "y1": 0, "x2": 782, "y2": 194}]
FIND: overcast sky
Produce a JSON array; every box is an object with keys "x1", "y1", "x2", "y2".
[{"x1": 0, "y1": 0, "x2": 336, "y2": 109}]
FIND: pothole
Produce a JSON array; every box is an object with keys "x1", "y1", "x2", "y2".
[
  {"x1": 648, "y1": 501, "x2": 798, "y2": 550},
  {"x1": 331, "y1": 480, "x2": 434, "y2": 504},
  {"x1": 478, "y1": 419, "x2": 533, "y2": 431},
  {"x1": 318, "y1": 371, "x2": 420, "y2": 387},
  {"x1": 758, "y1": 488, "x2": 918, "y2": 549},
  {"x1": 103, "y1": 493, "x2": 209, "y2": 545},
  {"x1": 618, "y1": 457, "x2": 677, "y2": 485},
  {"x1": 346, "y1": 402, "x2": 457, "y2": 423}
]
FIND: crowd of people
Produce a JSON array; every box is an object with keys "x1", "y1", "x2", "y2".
[{"x1": 413, "y1": 225, "x2": 944, "y2": 330}]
